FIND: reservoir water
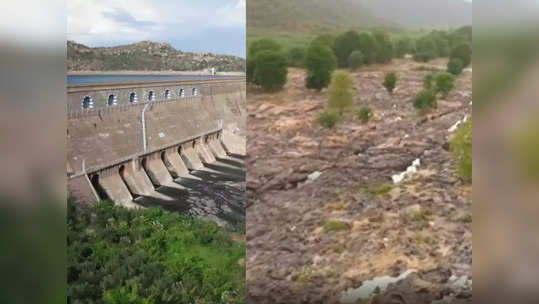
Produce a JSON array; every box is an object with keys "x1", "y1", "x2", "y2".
[{"x1": 67, "y1": 74, "x2": 240, "y2": 85}]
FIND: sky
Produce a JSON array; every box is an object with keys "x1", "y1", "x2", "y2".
[{"x1": 68, "y1": 0, "x2": 246, "y2": 57}]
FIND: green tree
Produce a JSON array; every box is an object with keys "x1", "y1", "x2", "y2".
[
  {"x1": 287, "y1": 46, "x2": 307, "y2": 67},
  {"x1": 348, "y1": 50, "x2": 364, "y2": 70},
  {"x1": 450, "y1": 43, "x2": 472, "y2": 67},
  {"x1": 253, "y1": 50, "x2": 288, "y2": 90},
  {"x1": 247, "y1": 39, "x2": 283, "y2": 84},
  {"x1": 433, "y1": 72, "x2": 456, "y2": 97},
  {"x1": 358, "y1": 32, "x2": 377, "y2": 65},
  {"x1": 447, "y1": 57, "x2": 464, "y2": 75},
  {"x1": 333, "y1": 30, "x2": 362, "y2": 67},
  {"x1": 414, "y1": 37, "x2": 437, "y2": 62},
  {"x1": 248, "y1": 38, "x2": 282, "y2": 57},
  {"x1": 373, "y1": 31, "x2": 394, "y2": 63},
  {"x1": 383, "y1": 72, "x2": 398, "y2": 93},
  {"x1": 395, "y1": 38, "x2": 413, "y2": 58},
  {"x1": 413, "y1": 89, "x2": 437, "y2": 111},
  {"x1": 312, "y1": 34, "x2": 336, "y2": 48},
  {"x1": 328, "y1": 70, "x2": 355, "y2": 115},
  {"x1": 305, "y1": 43, "x2": 337, "y2": 90}
]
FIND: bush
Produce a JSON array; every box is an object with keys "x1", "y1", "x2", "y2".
[
  {"x1": 318, "y1": 111, "x2": 339, "y2": 128},
  {"x1": 287, "y1": 46, "x2": 307, "y2": 67},
  {"x1": 358, "y1": 32, "x2": 377, "y2": 65},
  {"x1": 358, "y1": 106, "x2": 373, "y2": 123},
  {"x1": 450, "y1": 43, "x2": 472, "y2": 67},
  {"x1": 447, "y1": 57, "x2": 464, "y2": 75},
  {"x1": 423, "y1": 73, "x2": 434, "y2": 89},
  {"x1": 383, "y1": 72, "x2": 398, "y2": 93},
  {"x1": 433, "y1": 72, "x2": 456, "y2": 98},
  {"x1": 333, "y1": 30, "x2": 362, "y2": 67},
  {"x1": 253, "y1": 50, "x2": 288, "y2": 90},
  {"x1": 451, "y1": 119, "x2": 472, "y2": 182},
  {"x1": 305, "y1": 44, "x2": 337, "y2": 90},
  {"x1": 414, "y1": 51, "x2": 436, "y2": 63},
  {"x1": 312, "y1": 34, "x2": 336, "y2": 48},
  {"x1": 414, "y1": 37, "x2": 437, "y2": 62},
  {"x1": 328, "y1": 70, "x2": 355, "y2": 115},
  {"x1": 395, "y1": 38, "x2": 413, "y2": 58},
  {"x1": 413, "y1": 89, "x2": 437, "y2": 111},
  {"x1": 248, "y1": 38, "x2": 282, "y2": 57},
  {"x1": 68, "y1": 201, "x2": 245, "y2": 303},
  {"x1": 373, "y1": 31, "x2": 394, "y2": 64},
  {"x1": 348, "y1": 50, "x2": 364, "y2": 70}
]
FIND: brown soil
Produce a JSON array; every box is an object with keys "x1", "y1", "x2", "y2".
[{"x1": 246, "y1": 58, "x2": 472, "y2": 304}]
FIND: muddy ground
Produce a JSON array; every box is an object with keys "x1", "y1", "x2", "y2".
[{"x1": 246, "y1": 58, "x2": 472, "y2": 303}]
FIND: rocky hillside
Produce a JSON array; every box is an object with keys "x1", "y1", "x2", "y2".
[
  {"x1": 67, "y1": 41, "x2": 245, "y2": 72},
  {"x1": 247, "y1": 0, "x2": 471, "y2": 31}
]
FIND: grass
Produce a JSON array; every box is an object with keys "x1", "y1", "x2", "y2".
[
  {"x1": 450, "y1": 119, "x2": 472, "y2": 183},
  {"x1": 325, "y1": 201, "x2": 346, "y2": 210},
  {"x1": 414, "y1": 230, "x2": 433, "y2": 245},
  {"x1": 324, "y1": 220, "x2": 350, "y2": 232},
  {"x1": 410, "y1": 207, "x2": 434, "y2": 223},
  {"x1": 365, "y1": 183, "x2": 394, "y2": 196},
  {"x1": 293, "y1": 266, "x2": 315, "y2": 290}
]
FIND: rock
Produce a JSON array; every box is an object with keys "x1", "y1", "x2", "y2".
[{"x1": 307, "y1": 171, "x2": 322, "y2": 182}]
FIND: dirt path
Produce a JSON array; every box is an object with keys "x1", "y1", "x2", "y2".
[{"x1": 246, "y1": 58, "x2": 472, "y2": 303}]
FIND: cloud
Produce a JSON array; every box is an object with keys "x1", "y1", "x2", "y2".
[
  {"x1": 102, "y1": 8, "x2": 157, "y2": 29},
  {"x1": 67, "y1": 0, "x2": 245, "y2": 56}
]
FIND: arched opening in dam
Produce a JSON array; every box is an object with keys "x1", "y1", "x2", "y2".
[
  {"x1": 129, "y1": 92, "x2": 138, "y2": 103},
  {"x1": 90, "y1": 174, "x2": 108, "y2": 200},
  {"x1": 107, "y1": 94, "x2": 117, "y2": 106},
  {"x1": 179, "y1": 88, "x2": 185, "y2": 98},
  {"x1": 164, "y1": 89, "x2": 171, "y2": 100},
  {"x1": 147, "y1": 90, "x2": 155, "y2": 101},
  {"x1": 82, "y1": 96, "x2": 94, "y2": 109}
]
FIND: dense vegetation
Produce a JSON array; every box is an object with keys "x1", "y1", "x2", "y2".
[
  {"x1": 68, "y1": 201, "x2": 245, "y2": 304},
  {"x1": 67, "y1": 41, "x2": 245, "y2": 72}
]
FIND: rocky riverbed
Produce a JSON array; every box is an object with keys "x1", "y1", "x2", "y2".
[{"x1": 246, "y1": 58, "x2": 472, "y2": 303}]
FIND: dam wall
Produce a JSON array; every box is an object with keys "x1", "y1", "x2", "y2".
[{"x1": 67, "y1": 77, "x2": 246, "y2": 206}]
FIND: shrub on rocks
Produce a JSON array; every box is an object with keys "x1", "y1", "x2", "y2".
[
  {"x1": 373, "y1": 31, "x2": 394, "y2": 64},
  {"x1": 348, "y1": 50, "x2": 364, "y2": 70},
  {"x1": 305, "y1": 43, "x2": 337, "y2": 90},
  {"x1": 248, "y1": 39, "x2": 283, "y2": 85},
  {"x1": 413, "y1": 89, "x2": 437, "y2": 111},
  {"x1": 252, "y1": 50, "x2": 288, "y2": 91},
  {"x1": 318, "y1": 110, "x2": 339, "y2": 128},
  {"x1": 358, "y1": 106, "x2": 373, "y2": 123},
  {"x1": 433, "y1": 72, "x2": 456, "y2": 98},
  {"x1": 447, "y1": 57, "x2": 464, "y2": 75},
  {"x1": 383, "y1": 72, "x2": 398, "y2": 93},
  {"x1": 451, "y1": 119, "x2": 472, "y2": 183},
  {"x1": 333, "y1": 30, "x2": 362, "y2": 67},
  {"x1": 328, "y1": 70, "x2": 355, "y2": 115},
  {"x1": 450, "y1": 43, "x2": 472, "y2": 67}
]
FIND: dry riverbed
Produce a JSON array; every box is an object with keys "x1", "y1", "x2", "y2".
[{"x1": 246, "y1": 58, "x2": 472, "y2": 303}]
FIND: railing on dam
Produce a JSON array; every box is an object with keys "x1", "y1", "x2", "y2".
[{"x1": 67, "y1": 77, "x2": 246, "y2": 206}]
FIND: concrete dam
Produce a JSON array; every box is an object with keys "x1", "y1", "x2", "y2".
[{"x1": 67, "y1": 77, "x2": 246, "y2": 223}]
